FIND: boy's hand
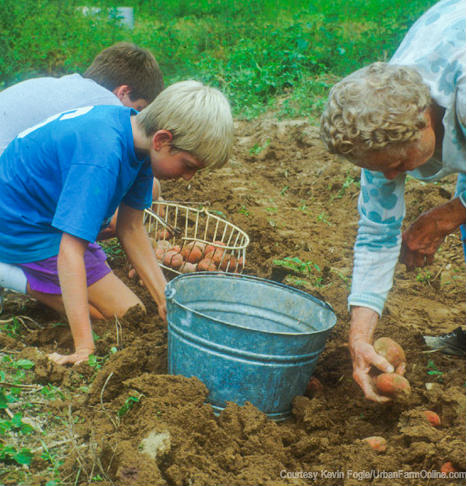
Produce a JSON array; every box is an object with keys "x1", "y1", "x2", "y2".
[
  {"x1": 48, "y1": 347, "x2": 94, "y2": 366},
  {"x1": 158, "y1": 299, "x2": 167, "y2": 322}
]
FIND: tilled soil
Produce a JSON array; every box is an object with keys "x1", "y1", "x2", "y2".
[{"x1": 3, "y1": 117, "x2": 465, "y2": 485}]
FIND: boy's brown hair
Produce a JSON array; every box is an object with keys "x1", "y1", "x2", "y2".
[{"x1": 84, "y1": 42, "x2": 164, "y2": 103}]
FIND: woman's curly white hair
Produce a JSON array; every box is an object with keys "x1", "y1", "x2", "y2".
[{"x1": 320, "y1": 62, "x2": 431, "y2": 159}]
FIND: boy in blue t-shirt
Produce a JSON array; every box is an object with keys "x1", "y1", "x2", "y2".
[{"x1": 0, "y1": 80, "x2": 234, "y2": 366}]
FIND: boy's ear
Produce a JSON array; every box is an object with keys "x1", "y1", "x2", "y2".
[
  {"x1": 113, "y1": 84, "x2": 132, "y2": 101},
  {"x1": 152, "y1": 130, "x2": 173, "y2": 151}
]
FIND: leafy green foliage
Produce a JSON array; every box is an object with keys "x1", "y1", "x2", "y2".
[
  {"x1": 427, "y1": 359, "x2": 444, "y2": 381},
  {"x1": 1, "y1": 0, "x2": 436, "y2": 118},
  {"x1": 273, "y1": 256, "x2": 324, "y2": 287},
  {"x1": 118, "y1": 395, "x2": 141, "y2": 417},
  {"x1": 0, "y1": 444, "x2": 33, "y2": 466}
]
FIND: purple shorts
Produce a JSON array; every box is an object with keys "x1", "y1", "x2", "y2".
[{"x1": 19, "y1": 243, "x2": 111, "y2": 295}]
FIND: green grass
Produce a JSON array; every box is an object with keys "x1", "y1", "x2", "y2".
[{"x1": 1, "y1": 0, "x2": 436, "y2": 118}]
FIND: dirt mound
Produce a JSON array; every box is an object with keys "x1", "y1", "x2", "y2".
[{"x1": 2, "y1": 117, "x2": 465, "y2": 485}]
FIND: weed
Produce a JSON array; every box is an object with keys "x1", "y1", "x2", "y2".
[
  {"x1": 101, "y1": 239, "x2": 123, "y2": 262},
  {"x1": 299, "y1": 201, "x2": 309, "y2": 213},
  {"x1": 118, "y1": 395, "x2": 141, "y2": 417},
  {"x1": 249, "y1": 139, "x2": 270, "y2": 154},
  {"x1": 330, "y1": 172, "x2": 360, "y2": 200},
  {"x1": 0, "y1": 316, "x2": 23, "y2": 338},
  {"x1": 427, "y1": 359, "x2": 444, "y2": 382},
  {"x1": 0, "y1": 444, "x2": 33, "y2": 466},
  {"x1": 238, "y1": 206, "x2": 250, "y2": 216},
  {"x1": 331, "y1": 268, "x2": 351, "y2": 289},
  {"x1": 273, "y1": 256, "x2": 324, "y2": 288},
  {"x1": 416, "y1": 270, "x2": 432, "y2": 284},
  {"x1": 317, "y1": 212, "x2": 332, "y2": 226},
  {"x1": 280, "y1": 186, "x2": 289, "y2": 196},
  {"x1": 11, "y1": 359, "x2": 35, "y2": 370},
  {"x1": 40, "y1": 385, "x2": 65, "y2": 401}
]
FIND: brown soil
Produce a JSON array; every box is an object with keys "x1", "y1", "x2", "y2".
[{"x1": 3, "y1": 117, "x2": 465, "y2": 485}]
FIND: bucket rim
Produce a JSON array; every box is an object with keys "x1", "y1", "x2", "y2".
[{"x1": 165, "y1": 272, "x2": 337, "y2": 336}]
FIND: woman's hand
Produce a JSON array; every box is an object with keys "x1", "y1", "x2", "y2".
[
  {"x1": 349, "y1": 307, "x2": 395, "y2": 403},
  {"x1": 350, "y1": 338, "x2": 394, "y2": 403},
  {"x1": 400, "y1": 198, "x2": 465, "y2": 270}
]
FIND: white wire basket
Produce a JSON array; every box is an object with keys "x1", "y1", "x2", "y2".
[{"x1": 144, "y1": 202, "x2": 250, "y2": 275}]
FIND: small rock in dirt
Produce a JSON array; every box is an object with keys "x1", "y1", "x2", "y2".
[{"x1": 139, "y1": 429, "x2": 171, "y2": 461}]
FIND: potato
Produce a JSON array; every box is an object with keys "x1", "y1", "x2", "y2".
[
  {"x1": 163, "y1": 250, "x2": 184, "y2": 269},
  {"x1": 234, "y1": 256, "x2": 245, "y2": 272},
  {"x1": 204, "y1": 241, "x2": 226, "y2": 264},
  {"x1": 375, "y1": 373, "x2": 411, "y2": 396},
  {"x1": 181, "y1": 243, "x2": 204, "y2": 264},
  {"x1": 362, "y1": 436, "x2": 387, "y2": 452},
  {"x1": 170, "y1": 245, "x2": 181, "y2": 253},
  {"x1": 197, "y1": 258, "x2": 217, "y2": 272},
  {"x1": 220, "y1": 255, "x2": 236, "y2": 271},
  {"x1": 155, "y1": 229, "x2": 172, "y2": 240},
  {"x1": 154, "y1": 240, "x2": 171, "y2": 251},
  {"x1": 441, "y1": 462, "x2": 457, "y2": 473},
  {"x1": 184, "y1": 241, "x2": 206, "y2": 252},
  {"x1": 423, "y1": 410, "x2": 441, "y2": 427},
  {"x1": 374, "y1": 337, "x2": 406, "y2": 368},
  {"x1": 305, "y1": 376, "x2": 323, "y2": 396},
  {"x1": 155, "y1": 247, "x2": 166, "y2": 261},
  {"x1": 180, "y1": 262, "x2": 197, "y2": 273}
]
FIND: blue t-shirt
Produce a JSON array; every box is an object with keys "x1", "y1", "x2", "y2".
[{"x1": 0, "y1": 105, "x2": 153, "y2": 263}]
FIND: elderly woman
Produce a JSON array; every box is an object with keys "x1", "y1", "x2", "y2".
[{"x1": 320, "y1": 0, "x2": 465, "y2": 402}]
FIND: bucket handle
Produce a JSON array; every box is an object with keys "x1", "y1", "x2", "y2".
[{"x1": 165, "y1": 286, "x2": 176, "y2": 301}]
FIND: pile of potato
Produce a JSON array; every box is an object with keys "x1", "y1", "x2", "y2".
[
  {"x1": 153, "y1": 239, "x2": 244, "y2": 274},
  {"x1": 373, "y1": 337, "x2": 411, "y2": 397}
]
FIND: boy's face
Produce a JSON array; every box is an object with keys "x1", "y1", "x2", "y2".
[{"x1": 150, "y1": 145, "x2": 204, "y2": 181}]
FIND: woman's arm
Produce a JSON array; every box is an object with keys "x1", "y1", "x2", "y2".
[
  {"x1": 400, "y1": 196, "x2": 466, "y2": 268},
  {"x1": 116, "y1": 203, "x2": 167, "y2": 321}
]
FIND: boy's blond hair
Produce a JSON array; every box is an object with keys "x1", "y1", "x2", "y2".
[
  {"x1": 320, "y1": 62, "x2": 431, "y2": 159},
  {"x1": 136, "y1": 80, "x2": 234, "y2": 169}
]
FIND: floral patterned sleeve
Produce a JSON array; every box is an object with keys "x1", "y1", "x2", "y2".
[{"x1": 348, "y1": 169, "x2": 406, "y2": 315}]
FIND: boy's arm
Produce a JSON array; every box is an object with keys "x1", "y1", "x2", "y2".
[
  {"x1": 116, "y1": 203, "x2": 167, "y2": 321},
  {"x1": 49, "y1": 233, "x2": 95, "y2": 365}
]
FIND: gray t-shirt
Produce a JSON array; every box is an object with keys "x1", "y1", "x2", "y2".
[{"x1": 0, "y1": 73, "x2": 121, "y2": 154}]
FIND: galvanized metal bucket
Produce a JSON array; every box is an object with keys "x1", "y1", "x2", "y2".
[{"x1": 166, "y1": 273, "x2": 337, "y2": 420}]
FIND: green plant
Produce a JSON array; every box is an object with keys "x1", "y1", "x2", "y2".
[
  {"x1": 0, "y1": 316, "x2": 23, "y2": 338},
  {"x1": 0, "y1": 444, "x2": 33, "y2": 466},
  {"x1": 317, "y1": 212, "x2": 332, "y2": 226},
  {"x1": 331, "y1": 172, "x2": 361, "y2": 200},
  {"x1": 249, "y1": 139, "x2": 270, "y2": 154},
  {"x1": 118, "y1": 395, "x2": 141, "y2": 417},
  {"x1": 40, "y1": 385, "x2": 66, "y2": 401},
  {"x1": 427, "y1": 359, "x2": 444, "y2": 382},
  {"x1": 416, "y1": 270, "x2": 432, "y2": 284},
  {"x1": 273, "y1": 256, "x2": 324, "y2": 287},
  {"x1": 238, "y1": 205, "x2": 250, "y2": 216},
  {"x1": 101, "y1": 239, "x2": 123, "y2": 261}
]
